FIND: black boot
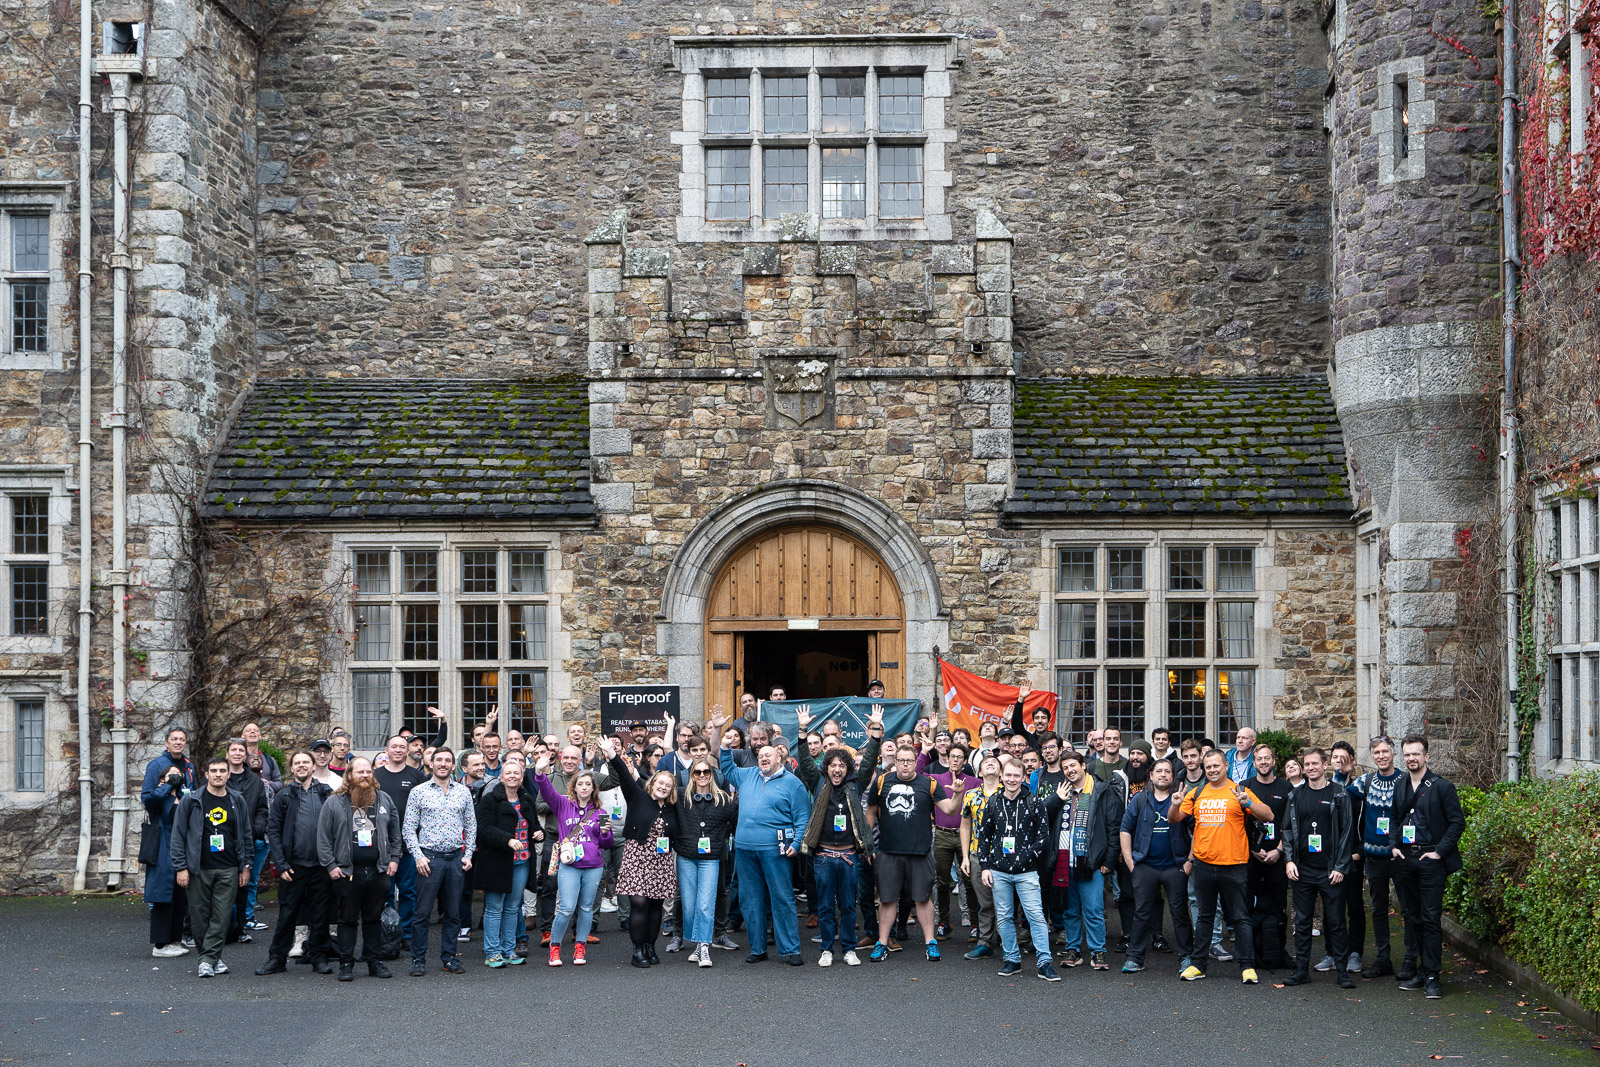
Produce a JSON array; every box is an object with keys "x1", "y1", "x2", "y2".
[
  {"x1": 644, "y1": 941, "x2": 660, "y2": 965},
  {"x1": 1337, "y1": 968, "x2": 1357, "y2": 989},
  {"x1": 311, "y1": 958, "x2": 334, "y2": 975},
  {"x1": 1362, "y1": 955, "x2": 1393, "y2": 979},
  {"x1": 1283, "y1": 968, "x2": 1311, "y2": 986},
  {"x1": 631, "y1": 942, "x2": 651, "y2": 968},
  {"x1": 368, "y1": 959, "x2": 392, "y2": 978},
  {"x1": 254, "y1": 957, "x2": 287, "y2": 976},
  {"x1": 1396, "y1": 956, "x2": 1419, "y2": 982},
  {"x1": 337, "y1": 963, "x2": 354, "y2": 982}
]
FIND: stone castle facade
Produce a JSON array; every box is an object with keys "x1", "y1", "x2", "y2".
[{"x1": 0, "y1": 0, "x2": 1591, "y2": 892}]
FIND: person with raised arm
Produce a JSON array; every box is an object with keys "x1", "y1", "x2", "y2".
[
  {"x1": 602, "y1": 736, "x2": 683, "y2": 968},
  {"x1": 707, "y1": 703, "x2": 812, "y2": 965},
  {"x1": 531, "y1": 750, "x2": 613, "y2": 967}
]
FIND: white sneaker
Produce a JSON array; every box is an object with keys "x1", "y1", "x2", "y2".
[
  {"x1": 818, "y1": 950, "x2": 834, "y2": 968},
  {"x1": 288, "y1": 925, "x2": 307, "y2": 958},
  {"x1": 212, "y1": 960, "x2": 229, "y2": 975},
  {"x1": 181, "y1": 936, "x2": 196, "y2": 948},
  {"x1": 843, "y1": 950, "x2": 861, "y2": 966},
  {"x1": 696, "y1": 944, "x2": 713, "y2": 968},
  {"x1": 196, "y1": 961, "x2": 214, "y2": 977},
  {"x1": 152, "y1": 943, "x2": 188, "y2": 958},
  {"x1": 598, "y1": 896, "x2": 618, "y2": 914}
]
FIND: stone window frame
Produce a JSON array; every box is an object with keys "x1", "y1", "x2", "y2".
[
  {"x1": 328, "y1": 531, "x2": 569, "y2": 751},
  {"x1": 1355, "y1": 523, "x2": 1383, "y2": 745},
  {"x1": 1546, "y1": 1, "x2": 1592, "y2": 168},
  {"x1": 671, "y1": 35, "x2": 959, "y2": 243},
  {"x1": 1046, "y1": 533, "x2": 1268, "y2": 749},
  {"x1": 1372, "y1": 58, "x2": 1432, "y2": 185},
  {"x1": 0, "y1": 182, "x2": 72, "y2": 371},
  {"x1": 1540, "y1": 483, "x2": 1600, "y2": 766},
  {"x1": 0, "y1": 471, "x2": 71, "y2": 656},
  {"x1": 0, "y1": 684, "x2": 64, "y2": 803}
]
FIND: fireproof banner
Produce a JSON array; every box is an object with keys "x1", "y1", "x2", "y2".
[
  {"x1": 939, "y1": 657, "x2": 1058, "y2": 739},
  {"x1": 599, "y1": 684, "x2": 681, "y2": 737}
]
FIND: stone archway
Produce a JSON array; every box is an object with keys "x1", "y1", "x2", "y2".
[{"x1": 656, "y1": 479, "x2": 949, "y2": 718}]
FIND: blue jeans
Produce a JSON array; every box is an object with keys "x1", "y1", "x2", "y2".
[
  {"x1": 1063, "y1": 868, "x2": 1107, "y2": 953},
  {"x1": 551, "y1": 864, "x2": 603, "y2": 946},
  {"x1": 991, "y1": 869, "x2": 1053, "y2": 965},
  {"x1": 813, "y1": 852, "x2": 859, "y2": 952},
  {"x1": 482, "y1": 860, "x2": 530, "y2": 960},
  {"x1": 391, "y1": 851, "x2": 417, "y2": 936},
  {"x1": 676, "y1": 857, "x2": 719, "y2": 944},
  {"x1": 244, "y1": 839, "x2": 269, "y2": 923},
  {"x1": 411, "y1": 848, "x2": 464, "y2": 963},
  {"x1": 735, "y1": 847, "x2": 800, "y2": 957}
]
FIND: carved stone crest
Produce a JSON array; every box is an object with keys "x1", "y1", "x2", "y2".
[{"x1": 761, "y1": 348, "x2": 839, "y2": 429}]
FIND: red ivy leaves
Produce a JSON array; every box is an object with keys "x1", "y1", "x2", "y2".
[{"x1": 1519, "y1": 0, "x2": 1600, "y2": 270}]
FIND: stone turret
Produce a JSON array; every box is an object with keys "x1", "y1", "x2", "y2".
[{"x1": 1324, "y1": 0, "x2": 1501, "y2": 740}]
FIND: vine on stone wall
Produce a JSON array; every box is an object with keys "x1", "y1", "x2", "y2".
[{"x1": 1519, "y1": 0, "x2": 1600, "y2": 269}]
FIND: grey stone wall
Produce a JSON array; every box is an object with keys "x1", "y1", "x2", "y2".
[
  {"x1": 253, "y1": 0, "x2": 1333, "y2": 379},
  {"x1": 0, "y1": 0, "x2": 260, "y2": 892}
]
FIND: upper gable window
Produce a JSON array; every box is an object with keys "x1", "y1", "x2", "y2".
[{"x1": 671, "y1": 36, "x2": 959, "y2": 243}]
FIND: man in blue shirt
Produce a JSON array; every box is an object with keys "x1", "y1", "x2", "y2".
[
  {"x1": 709, "y1": 705, "x2": 812, "y2": 966},
  {"x1": 1119, "y1": 758, "x2": 1194, "y2": 974}
]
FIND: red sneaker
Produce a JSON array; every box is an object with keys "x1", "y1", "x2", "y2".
[
  {"x1": 547, "y1": 946, "x2": 562, "y2": 967},
  {"x1": 573, "y1": 943, "x2": 587, "y2": 965}
]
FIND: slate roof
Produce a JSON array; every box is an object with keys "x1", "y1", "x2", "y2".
[
  {"x1": 1006, "y1": 375, "x2": 1351, "y2": 517},
  {"x1": 203, "y1": 378, "x2": 594, "y2": 522}
]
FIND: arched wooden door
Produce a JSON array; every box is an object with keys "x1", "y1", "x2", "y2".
[{"x1": 704, "y1": 526, "x2": 905, "y2": 713}]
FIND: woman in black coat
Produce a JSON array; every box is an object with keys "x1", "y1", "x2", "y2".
[
  {"x1": 603, "y1": 739, "x2": 683, "y2": 968},
  {"x1": 475, "y1": 757, "x2": 543, "y2": 966}
]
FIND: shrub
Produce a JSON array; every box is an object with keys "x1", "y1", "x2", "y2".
[
  {"x1": 1253, "y1": 728, "x2": 1308, "y2": 774},
  {"x1": 1448, "y1": 772, "x2": 1600, "y2": 1013}
]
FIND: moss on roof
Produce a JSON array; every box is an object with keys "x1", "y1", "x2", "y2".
[
  {"x1": 1006, "y1": 375, "x2": 1351, "y2": 517},
  {"x1": 202, "y1": 377, "x2": 594, "y2": 522}
]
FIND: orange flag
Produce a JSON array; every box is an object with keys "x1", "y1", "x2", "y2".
[{"x1": 939, "y1": 657, "x2": 1058, "y2": 737}]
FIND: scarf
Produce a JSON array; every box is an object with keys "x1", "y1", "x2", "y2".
[{"x1": 1066, "y1": 778, "x2": 1094, "y2": 859}]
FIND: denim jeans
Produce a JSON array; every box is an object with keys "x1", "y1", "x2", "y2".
[
  {"x1": 1063, "y1": 867, "x2": 1106, "y2": 953},
  {"x1": 411, "y1": 848, "x2": 464, "y2": 963},
  {"x1": 734, "y1": 847, "x2": 800, "y2": 957},
  {"x1": 482, "y1": 860, "x2": 531, "y2": 959},
  {"x1": 551, "y1": 863, "x2": 603, "y2": 946},
  {"x1": 243, "y1": 839, "x2": 270, "y2": 923},
  {"x1": 812, "y1": 852, "x2": 860, "y2": 952},
  {"x1": 676, "y1": 856, "x2": 720, "y2": 944},
  {"x1": 991, "y1": 869, "x2": 1053, "y2": 965}
]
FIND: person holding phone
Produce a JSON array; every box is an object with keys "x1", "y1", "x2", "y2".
[{"x1": 533, "y1": 753, "x2": 613, "y2": 966}]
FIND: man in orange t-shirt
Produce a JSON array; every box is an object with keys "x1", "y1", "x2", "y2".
[{"x1": 1170, "y1": 748, "x2": 1276, "y2": 984}]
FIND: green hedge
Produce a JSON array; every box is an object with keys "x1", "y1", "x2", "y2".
[{"x1": 1447, "y1": 772, "x2": 1600, "y2": 1013}]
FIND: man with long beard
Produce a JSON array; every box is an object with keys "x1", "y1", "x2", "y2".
[{"x1": 317, "y1": 757, "x2": 401, "y2": 981}]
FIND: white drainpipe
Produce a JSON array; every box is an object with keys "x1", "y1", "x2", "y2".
[
  {"x1": 1500, "y1": 3, "x2": 1522, "y2": 782},
  {"x1": 71, "y1": 0, "x2": 95, "y2": 894},
  {"x1": 106, "y1": 69, "x2": 133, "y2": 879}
]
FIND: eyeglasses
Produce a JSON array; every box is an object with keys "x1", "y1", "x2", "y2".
[{"x1": 692, "y1": 769, "x2": 713, "y2": 776}]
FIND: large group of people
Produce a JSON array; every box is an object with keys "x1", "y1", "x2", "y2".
[{"x1": 139, "y1": 682, "x2": 1465, "y2": 999}]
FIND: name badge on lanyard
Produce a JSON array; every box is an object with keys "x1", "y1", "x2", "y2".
[
  {"x1": 656, "y1": 836, "x2": 670, "y2": 854},
  {"x1": 1263, "y1": 821, "x2": 1275, "y2": 841},
  {"x1": 1308, "y1": 833, "x2": 1322, "y2": 853},
  {"x1": 209, "y1": 833, "x2": 225, "y2": 852},
  {"x1": 1376, "y1": 816, "x2": 1390, "y2": 834},
  {"x1": 1002, "y1": 828, "x2": 1016, "y2": 854},
  {"x1": 698, "y1": 836, "x2": 711, "y2": 854},
  {"x1": 833, "y1": 812, "x2": 848, "y2": 832},
  {"x1": 1402, "y1": 823, "x2": 1416, "y2": 844}
]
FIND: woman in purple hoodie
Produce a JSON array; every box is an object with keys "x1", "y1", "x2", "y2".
[{"x1": 533, "y1": 755, "x2": 613, "y2": 967}]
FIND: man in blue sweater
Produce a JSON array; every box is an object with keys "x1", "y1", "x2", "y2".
[{"x1": 710, "y1": 705, "x2": 812, "y2": 966}]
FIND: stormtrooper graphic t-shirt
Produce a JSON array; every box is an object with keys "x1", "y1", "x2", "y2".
[{"x1": 867, "y1": 772, "x2": 948, "y2": 856}]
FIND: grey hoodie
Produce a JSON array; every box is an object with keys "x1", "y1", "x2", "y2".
[{"x1": 316, "y1": 789, "x2": 402, "y2": 872}]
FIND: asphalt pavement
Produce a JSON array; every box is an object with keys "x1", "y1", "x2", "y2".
[{"x1": 2, "y1": 894, "x2": 1596, "y2": 1067}]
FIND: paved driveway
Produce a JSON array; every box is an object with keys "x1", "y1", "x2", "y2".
[{"x1": 2, "y1": 895, "x2": 1595, "y2": 1066}]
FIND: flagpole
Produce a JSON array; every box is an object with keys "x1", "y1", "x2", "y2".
[{"x1": 932, "y1": 646, "x2": 942, "y2": 726}]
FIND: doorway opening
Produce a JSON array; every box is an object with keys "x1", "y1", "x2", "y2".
[{"x1": 738, "y1": 630, "x2": 869, "y2": 701}]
